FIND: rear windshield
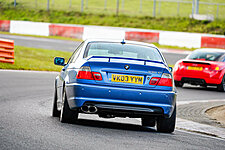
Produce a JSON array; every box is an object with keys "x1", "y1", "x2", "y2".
[
  {"x1": 187, "y1": 51, "x2": 225, "y2": 61},
  {"x1": 84, "y1": 42, "x2": 163, "y2": 62}
]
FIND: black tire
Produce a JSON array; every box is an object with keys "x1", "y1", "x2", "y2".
[
  {"x1": 175, "y1": 81, "x2": 183, "y2": 87},
  {"x1": 60, "y1": 90, "x2": 78, "y2": 123},
  {"x1": 157, "y1": 106, "x2": 176, "y2": 133},
  {"x1": 141, "y1": 118, "x2": 156, "y2": 127},
  {"x1": 217, "y1": 75, "x2": 225, "y2": 92},
  {"x1": 52, "y1": 88, "x2": 60, "y2": 117}
]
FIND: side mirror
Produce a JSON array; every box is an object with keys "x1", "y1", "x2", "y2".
[
  {"x1": 169, "y1": 67, "x2": 173, "y2": 72},
  {"x1": 54, "y1": 57, "x2": 65, "y2": 66}
]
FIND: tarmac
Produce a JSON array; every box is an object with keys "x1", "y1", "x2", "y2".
[{"x1": 177, "y1": 100, "x2": 225, "y2": 139}]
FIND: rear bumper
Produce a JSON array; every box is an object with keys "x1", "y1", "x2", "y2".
[
  {"x1": 65, "y1": 83, "x2": 176, "y2": 118},
  {"x1": 174, "y1": 73, "x2": 222, "y2": 85}
]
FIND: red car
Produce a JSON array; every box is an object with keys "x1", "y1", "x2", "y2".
[{"x1": 173, "y1": 48, "x2": 225, "y2": 92}]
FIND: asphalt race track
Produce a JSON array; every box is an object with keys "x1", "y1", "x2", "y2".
[
  {"x1": 1, "y1": 70, "x2": 225, "y2": 150},
  {"x1": 0, "y1": 34, "x2": 185, "y2": 65},
  {"x1": 0, "y1": 34, "x2": 225, "y2": 149}
]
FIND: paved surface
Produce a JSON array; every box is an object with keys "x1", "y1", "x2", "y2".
[
  {"x1": 178, "y1": 100, "x2": 225, "y2": 128},
  {"x1": 1, "y1": 70, "x2": 225, "y2": 150},
  {"x1": 0, "y1": 34, "x2": 79, "y2": 52},
  {"x1": 0, "y1": 34, "x2": 187, "y2": 65},
  {"x1": 1, "y1": 34, "x2": 225, "y2": 148}
]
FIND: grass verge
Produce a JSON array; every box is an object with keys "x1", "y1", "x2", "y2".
[
  {"x1": 0, "y1": 7, "x2": 225, "y2": 35},
  {"x1": 0, "y1": 45, "x2": 175, "y2": 72},
  {"x1": 0, "y1": 46, "x2": 72, "y2": 72}
]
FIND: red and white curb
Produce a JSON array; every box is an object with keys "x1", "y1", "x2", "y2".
[{"x1": 0, "y1": 20, "x2": 225, "y2": 49}]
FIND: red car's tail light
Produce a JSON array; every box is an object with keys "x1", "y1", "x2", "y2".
[
  {"x1": 150, "y1": 73, "x2": 172, "y2": 87},
  {"x1": 76, "y1": 66, "x2": 102, "y2": 81}
]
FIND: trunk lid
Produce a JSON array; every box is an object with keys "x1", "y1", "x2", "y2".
[{"x1": 87, "y1": 56, "x2": 167, "y2": 89}]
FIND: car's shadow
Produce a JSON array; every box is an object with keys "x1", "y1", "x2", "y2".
[
  {"x1": 74, "y1": 118, "x2": 157, "y2": 133},
  {"x1": 178, "y1": 85, "x2": 219, "y2": 92}
]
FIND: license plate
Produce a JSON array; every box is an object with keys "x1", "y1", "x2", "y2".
[
  {"x1": 187, "y1": 66, "x2": 203, "y2": 71},
  {"x1": 111, "y1": 74, "x2": 143, "y2": 84}
]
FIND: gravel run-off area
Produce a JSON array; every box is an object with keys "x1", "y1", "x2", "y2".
[{"x1": 206, "y1": 105, "x2": 225, "y2": 128}]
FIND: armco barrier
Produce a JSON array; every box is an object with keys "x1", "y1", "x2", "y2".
[
  {"x1": 125, "y1": 31, "x2": 159, "y2": 43},
  {"x1": 0, "y1": 20, "x2": 10, "y2": 32},
  {"x1": 49, "y1": 24, "x2": 84, "y2": 39},
  {"x1": 201, "y1": 36, "x2": 225, "y2": 49},
  {"x1": 0, "y1": 38, "x2": 14, "y2": 64}
]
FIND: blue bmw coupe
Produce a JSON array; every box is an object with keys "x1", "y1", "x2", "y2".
[{"x1": 52, "y1": 39, "x2": 177, "y2": 133}]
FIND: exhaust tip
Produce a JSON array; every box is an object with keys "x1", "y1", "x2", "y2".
[
  {"x1": 89, "y1": 106, "x2": 97, "y2": 113},
  {"x1": 81, "y1": 105, "x2": 89, "y2": 112},
  {"x1": 81, "y1": 105, "x2": 98, "y2": 113}
]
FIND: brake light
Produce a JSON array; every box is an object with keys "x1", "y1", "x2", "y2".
[
  {"x1": 77, "y1": 71, "x2": 94, "y2": 80},
  {"x1": 76, "y1": 66, "x2": 102, "y2": 81},
  {"x1": 149, "y1": 73, "x2": 172, "y2": 87},
  {"x1": 158, "y1": 73, "x2": 172, "y2": 87}
]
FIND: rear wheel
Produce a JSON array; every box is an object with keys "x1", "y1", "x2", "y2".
[
  {"x1": 157, "y1": 106, "x2": 176, "y2": 133},
  {"x1": 175, "y1": 81, "x2": 183, "y2": 87},
  {"x1": 60, "y1": 90, "x2": 78, "y2": 123},
  {"x1": 141, "y1": 117, "x2": 156, "y2": 127},
  {"x1": 217, "y1": 75, "x2": 225, "y2": 92},
  {"x1": 52, "y1": 88, "x2": 60, "y2": 117}
]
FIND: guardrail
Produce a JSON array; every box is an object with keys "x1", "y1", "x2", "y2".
[{"x1": 0, "y1": 38, "x2": 14, "y2": 64}]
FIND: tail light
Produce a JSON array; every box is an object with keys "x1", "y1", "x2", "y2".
[
  {"x1": 149, "y1": 73, "x2": 172, "y2": 87},
  {"x1": 209, "y1": 65, "x2": 220, "y2": 71},
  {"x1": 76, "y1": 66, "x2": 102, "y2": 81}
]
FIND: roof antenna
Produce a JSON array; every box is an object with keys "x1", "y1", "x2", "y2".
[{"x1": 121, "y1": 39, "x2": 126, "y2": 45}]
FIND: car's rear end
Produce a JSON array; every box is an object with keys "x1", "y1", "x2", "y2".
[
  {"x1": 65, "y1": 41, "x2": 176, "y2": 119},
  {"x1": 173, "y1": 49, "x2": 225, "y2": 88}
]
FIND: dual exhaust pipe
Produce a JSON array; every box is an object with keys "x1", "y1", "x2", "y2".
[{"x1": 81, "y1": 105, "x2": 98, "y2": 113}]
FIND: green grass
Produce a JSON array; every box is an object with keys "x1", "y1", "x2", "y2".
[
  {"x1": 0, "y1": 46, "x2": 72, "y2": 71},
  {"x1": 0, "y1": 6, "x2": 224, "y2": 35},
  {"x1": 0, "y1": 45, "x2": 176, "y2": 72},
  {"x1": 1, "y1": 0, "x2": 225, "y2": 19}
]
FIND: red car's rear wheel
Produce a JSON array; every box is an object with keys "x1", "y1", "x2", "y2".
[{"x1": 217, "y1": 75, "x2": 225, "y2": 92}]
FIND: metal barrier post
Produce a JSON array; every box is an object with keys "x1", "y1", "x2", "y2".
[
  {"x1": 216, "y1": 4, "x2": 219, "y2": 19},
  {"x1": 14, "y1": 0, "x2": 16, "y2": 7},
  {"x1": 192, "y1": 0, "x2": 195, "y2": 17},
  {"x1": 47, "y1": 0, "x2": 50, "y2": 11},
  {"x1": 69, "y1": 0, "x2": 72, "y2": 8},
  {"x1": 104, "y1": 0, "x2": 107, "y2": 10},
  {"x1": 177, "y1": 2, "x2": 180, "y2": 16},
  {"x1": 195, "y1": 0, "x2": 199, "y2": 14},
  {"x1": 86, "y1": 0, "x2": 88, "y2": 9},
  {"x1": 122, "y1": 0, "x2": 124, "y2": 11},
  {"x1": 140, "y1": 0, "x2": 142, "y2": 13},
  {"x1": 81, "y1": 0, "x2": 84, "y2": 13},
  {"x1": 153, "y1": 0, "x2": 156, "y2": 17},
  {"x1": 116, "y1": 0, "x2": 119, "y2": 16}
]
